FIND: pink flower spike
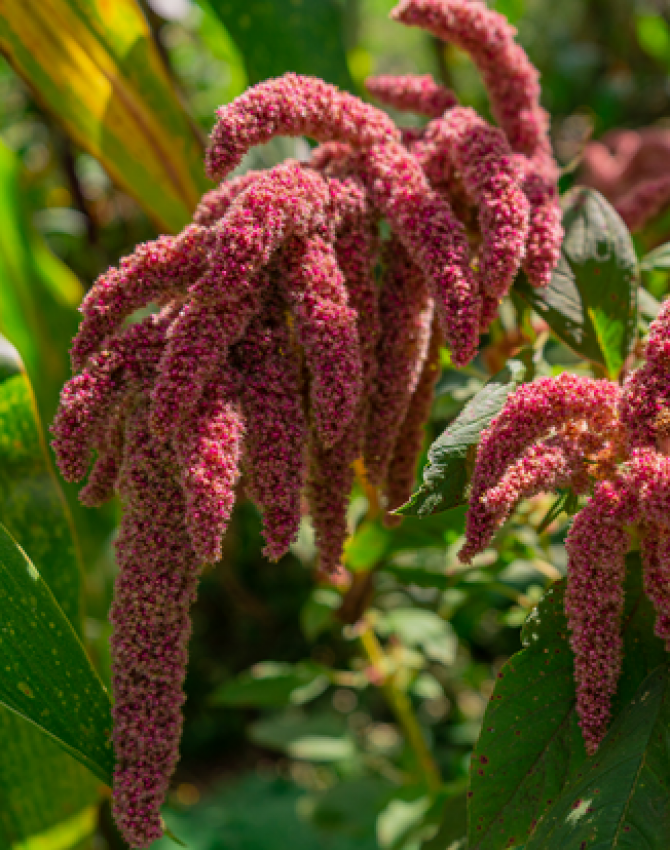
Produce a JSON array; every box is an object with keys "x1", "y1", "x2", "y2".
[
  {"x1": 233, "y1": 304, "x2": 308, "y2": 560},
  {"x1": 72, "y1": 225, "x2": 209, "y2": 372},
  {"x1": 365, "y1": 74, "x2": 458, "y2": 118},
  {"x1": 176, "y1": 379, "x2": 245, "y2": 564},
  {"x1": 391, "y1": 0, "x2": 551, "y2": 162},
  {"x1": 615, "y1": 174, "x2": 670, "y2": 232},
  {"x1": 384, "y1": 316, "x2": 443, "y2": 525},
  {"x1": 565, "y1": 477, "x2": 639, "y2": 755},
  {"x1": 111, "y1": 401, "x2": 200, "y2": 848},
  {"x1": 205, "y1": 73, "x2": 399, "y2": 182},
  {"x1": 79, "y1": 398, "x2": 128, "y2": 507},
  {"x1": 308, "y1": 419, "x2": 360, "y2": 580},
  {"x1": 282, "y1": 234, "x2": 363, "y2": 448},
  {"x1": 641, "y1": 526, "x2": 670, "y2": 649},
  {"x1": 365, "y1": 242, "x2": 434, "y2": 485},
  {"x1": 360, "y1": 141, "x2": 482, "y2": 366},
  {"x1": 423, "y1": 108, "x2": 529, "y2": 298},
  {"x1": 52, "y1": 313, "x2": 170, "y2": 482},
  {"x1": 193, "y1": 171, "x2": 262, "y2": 226},
  {"x1": 460, "y1": 432, "x2": 588, "y2": 563},
  {"x1": 519, "y1": 163, "x2": 562, "y2": 288}
]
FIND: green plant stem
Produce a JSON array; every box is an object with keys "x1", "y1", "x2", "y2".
[{"x1": 359, "y1": 623, "x2": 442, "y2": 792}]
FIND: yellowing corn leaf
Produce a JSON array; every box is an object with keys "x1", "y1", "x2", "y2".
[{"x1": 0, "y1": 0, "x2": 210, "y2": 232}]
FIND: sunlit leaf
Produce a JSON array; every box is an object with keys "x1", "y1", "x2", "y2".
[
  {"x1": 640, "y1": 241, "x2": 670, "y2": 272},
  {"x1": 249, "y1": 713, "x2": 356, "y2": 762},
  {"x1": 516, "y1": 188, "x2": 638, "y2": 378},
  {"x1": 468, "y1": 555, "x2": 665, "y2": 850},
  {"x1": 203, "y1": 0, "x2": 355, "y2": 91},
  {"x1": 0, "y1": 0, "x2": 209, "y2": 232},
  {"x1": 397, "y1": 355, "x2": 532, "y2": 518}
]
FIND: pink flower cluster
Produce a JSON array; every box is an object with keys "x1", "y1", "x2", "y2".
[
  {"x1": 580, "y1": 127, "x2": 670, "y2": 231},
  {"x1": 460, "y1": 297, "x2": 670, "y2": 756},
  {"x1": 51, "y1": 4, "x2": 559, "y2": 845}
]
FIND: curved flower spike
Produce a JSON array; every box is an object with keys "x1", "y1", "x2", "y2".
[
  {"x1": 624, "y1": 448, "x2": 670, "y2": 530},
  {"x1": 111, "y1": 400, "x2": 200, "y2": 849},
  {"x1": 614, "y1": 174, "x2": 670, "y2": 233},
  {"x1": 459, "y1": 431, "x2": 591, "y2": 563},
  {"x1": 365, "y1": 74, "x2": 458, "y2": 117},
  {"x1": 365, "y1": 242, "x2": 434, "y2": 485},
  {"x1": 384, "y1": 315, "x2": 443, "y2": 525},
  {"x1": 150, "y1": 163, "x2": 333, "y2": 442},
  {"x1": 52, "y1": 312, "x2": 171, "y2": 482},
  {"x1": 421, "y1": 107, "x2": 529, "y2": 299},
  {"x1": 72, "y1": 226, "x2": 210, "y2": 372},
  {"x1": 233, "y1": 303, "x2": 308, "y2": 560},
  {"x1": 79, "y1": 397, "x2": 128, "y2": 507},
  {"x1": 193, "y1": 170, "x2": 262, "y2": 226},
  {"x1": 391, "y1": 0, "x2": 562, "y2": 289},
  {"x1": 205, "y1": 73, "x2": 399, "y2": 182},
  {"x1": 641, "y1": 526, "x2": 670, "y2": 649},
  {"x1": 360, "y1": 140, "x2": 482, "y2": 365},
  {"x1": 281, "y1": 234, "x2": 363, "y2": 448},
  {"x1": 465, "y1": 373, "x2": 621, "y2": 506},
  {"x1": 564, "y1": 476, "x2": 640, "y2": 755},
  {"x1": 176, "y1": 378, "x2": 245, "y2": 564}
]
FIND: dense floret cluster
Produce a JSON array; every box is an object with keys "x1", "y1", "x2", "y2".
[
  {"x1": 50, "y1": 1, "x2": 561, "y2": 845},
  {"x1": 461, "y1": 297, "x2": 670, "y2": 756}
]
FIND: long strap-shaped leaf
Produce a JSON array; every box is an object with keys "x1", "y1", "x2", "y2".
[{"x1": 0, "y1": 0, "x2": 209, "y2": 232}]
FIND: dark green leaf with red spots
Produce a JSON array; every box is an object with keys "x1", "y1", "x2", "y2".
[{"x1": 468, "y1": 554, "x2": 665, "y2": 850}]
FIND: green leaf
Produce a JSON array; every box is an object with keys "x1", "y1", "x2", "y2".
[
  {"x1": 0, "y1": 142, "x2": 83, "y2": 425},
  {"x1": 300, "y1": 588, "x2": 340, "y2": 642},
  {"x1": 376, "y1": 609, "x2": 457, "y2": 665},
  {"x1": 0, "y1": 340, "x2": 111, "y2": 844},
  {"x1": 467, "y1": 554, "x2": 666, "y2": 850},
  {"x1": 639, "y1": 287, "x2": 661, "y2": 320},
  {"x1": 249, "y1": 712, "x2": 356, "y2": 762},
  {"x1": 0, "y1": 523, "x2": 113, "y2": 785},
  {"x1": 211, "y1": 661, "x2": 329, "y2": 708},
  {"x1": 305, "y1": 777, "x2": 392, "y2": 838},
  {"x1": 640, "y1": 241, "x2": 670, "y2": 272},
  {"x1": 516, "y1": 187, "x2": 639, "y2": 378},
  {"x1": 525, "y1": 664, "x2": 670, "y2": 849},
  {"x1": 420, "y1": 791, "x2": 467, "y2": 850},
  {"x1": 203, "y1": 0, "x2": 355, "y2": 91},
  {"x1": 397, "y1": 355, "x2": 531, "y2": 518},
  {"x1": 0, "y1": 0, "x2": 208, "y2": 232}
]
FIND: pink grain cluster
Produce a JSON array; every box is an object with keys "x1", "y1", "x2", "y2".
[{"x1": 51, "y1": 16, "x2": 561, "y2": 842}]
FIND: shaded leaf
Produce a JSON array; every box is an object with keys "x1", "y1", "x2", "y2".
[
  {"x1": 376, "y1": 608, "x2": 457, "y2": 665},
  {"x1": 0, "y1": 0, "x2": 208, "y2": 232},
  {"x1": 0, "y1": 522, "x2": 113, "y2": 785},
  {"x1": 420, "y1": 791, "x2": 467, "y2": 850},
  {"x1": 306, "y1": 778, "x2": 393, "y2": 838},
  {"x1": 467, "y1": 554, "x2": 666, "y2": 850},
  {"x1": 211, "y1": 661, "x2": 329, "y2": 708},
  {"x1": 204, "y1": 0, "x2": 355, "y2": 90},
  {"x1": 300, "y1": 588, "x2": 340, "y2": 642},
  {"x1": 249, "y1": 712, "x2": 356, "y2": 762},
  {"x1": 526, "y1": 665, "x2": 670, "y2": 849},
  {"x1": 397, "y1": 355, "x2": 531, "y2": 518},
  {"x1": 516, "y1": 188, "x2": 638, "y2": 378}
]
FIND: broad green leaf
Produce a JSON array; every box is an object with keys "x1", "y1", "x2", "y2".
[
  {"x1": 639, "y1": 287, "x2": 661, "y2": 319},
  {"x1": 0, "y1": 140, "x2": 83, "y2": 424},
  {"x1": 305, "y1": 777, "x2": 393, "y2": 838},
  {"x1": 516, "y1": 188, "x2": 638, "y2": 378},
  {"x1": 397, "y1": 355, "x2": 531, "y2": 518},
  {"x1": 203, "y1": 0, "x2": 355, "y2": 90},
  {"x1": 0, "y1": 340, "x2": 110, "y2": 845},
  {"x1": 640, "y1": 241, "x2": 670, "y2": 272},
  {"x1": 249, "y1": 712, "x2": 356, "y2": 762},
  {"x1": 0, "y1": 0, "x2": 209, "y2": 232},
  {"x1": 467, "y1": 555, "x2": 665, "y2": 850},
  {"x1": 211, "y1": 661, "x2": 329, "y2": 708},
  {"x1": 420, "y1": 791, "x2": 467, "y2": 850},
  {"x1": 0, "y1": 523, "x2": 113, "y2": 785},
  {"x1": 526, "y1": 664, "x2": 670, "y2": 849}
]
